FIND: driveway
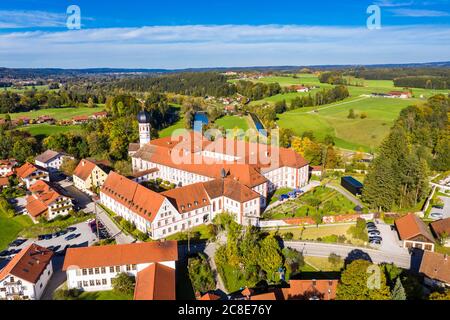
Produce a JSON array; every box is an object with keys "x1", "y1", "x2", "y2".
[{"x1": 375, "y1": 220, "x2": 406, "y2": 255}]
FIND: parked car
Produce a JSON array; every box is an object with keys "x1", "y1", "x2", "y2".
[
  {"x1": 279, "y1": 194, "x2": 289, "y2": 201},
  {"x1": 55, "y1": 229, "x2": 69, "y2": 237},
  {"x1": 369, "y1": 239, "x2": 381, "y2": 245},
  {"x1": 368, "y1": 230, "x2": 381, "y2": 236},
  {"x1": 432, "y1": 205, "x2": 444, "y2": 210},
  {"x1": 369, "y1": 236, "x2": 383, "y2": 241},
  {"x1": 430, "y1": 212, "x2": 444, "y2": 220},
  {"x1": 65, "y1": 233, "x2": 81, "y2": 241},
  {"x1": 0, "y1": 250, "x2": 10, "y2": 257},
  {"x1": 367, "y1": 226, "x2": 378, "y2": 232},
  {"x1": 66, "y1": 227, "x2": 77, "y2": 233},
  {"x1": 9, "y1": 238, "x2": 27, "y2": 247}
]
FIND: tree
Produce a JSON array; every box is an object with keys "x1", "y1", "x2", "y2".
[
  {"x1": 188, "y1": 253, "x2": 216, "y2": 293},
  {"x1": 282, "y1": 247, "x2": 304, "y2": 276},
  {"x1": 391, "y1": 278, "x2": 406, "y2": 300},
  {"x1": 258, "y1": 235, "x2": 283, "y2": 282},
  {"x1": 347, "y1": 109, "x2": 356, "y2": 119},
  {"x1": 336, "y1": 260, "x2": 391, "y2": 300},
  {"x1": 429, "y1": 290, "x2": 450, "y2": 300},
  {"x1": 111, "y1": 273, "x2": 135, "y2": 295},
  {"x1": 114, "y1": 160, "x2": 132, "y2": 176},
  {"x1": 328, "y1": 253, "x2": 342, "y2": 268},
  {"x1": 60, "y1": 158, "x2": 79, "y2": 176}
]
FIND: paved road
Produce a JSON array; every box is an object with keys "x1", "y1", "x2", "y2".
[
  {"x1": 57, "y1": 181, "x2": 135, "y2": 244},
  {"x1": 283, "y1": 241, "x2": 411, "y2": 269}
]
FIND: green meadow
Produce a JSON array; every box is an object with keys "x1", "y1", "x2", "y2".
[{"x1": 0, "y1": 106, "x2": 105, "y2": 121}]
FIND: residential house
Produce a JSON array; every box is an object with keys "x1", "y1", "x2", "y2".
[
  {"x1": 90, "y1": 111, "x2": 108, "y2": 119},
  {"x1": 395, "y1": 213, "x2": 435, "y2": 251},
  {"x1": 73, "y1": 159, "x2": 111, "y2": 195},
  {"x1": 35, "y1": 150, "x2": 74, "y2": 174},
  {"x1": 388, "y1": 91, "x2": 412, "y2": 99},
  {"x1": 72, "y1": 115, "x2": 90, "y2": 124},
  {"x1": 430, "y1": 218, "x2": 450, "y2": 247},
  {"x1": 419, "y1": 251, "x2": 449, "y2": 288},
  {"x1": 36, "y1": 115, "x2": 55, "y2": 124},
  {"x1": 16, "y1": 162, "x2": 50, "y2": 188},
  {"x1": 0, "y1": 244, "x2": 54, "y2": 300},
  {"x1": 25, "y1": 180, "x2": 73, "y2": 221},
  {"x1": 0, "y1": 177, "x2": 8, "y2": 189},
  {"x1": 62, "y1": 241, "x2": 178, "y2": 300},
  {"x1": 310, "y1": 165, "x2": 322, "y2": 177},
  {"x1": 0, "y1": 159, "x2": 17, "y2": 177}
]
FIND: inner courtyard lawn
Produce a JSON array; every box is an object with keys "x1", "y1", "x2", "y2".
[{"x1": 0, "y1": 212, "x2": 33, "y2": 251}]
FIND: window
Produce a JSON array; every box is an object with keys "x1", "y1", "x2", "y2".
[
  {"x1": 94, "y1": 268, "x2": 100, "y2": 274},
  {"x1": 115, "y1": 266, "x2": 120, "y2": 272},
  {"x1": 83, "y1": 281, "x2": 89, "y2": 287},
  {"x1": 88, "y1": 268, "x2": 93, "y2": 275},
  {"x1": 132, "y1": 265, "x2": 137, "y2": 271},
  {"x1": 102, "y1": 279, "x2": 107, "y2": 285},
  {"x1": 96, "y1": 280, "x2": 101, "y2": 286},
  {"x1": 110, "y1": 266, "x2": 114, "y2": 273},
  {"x1": 77, "y1": 281, "x2": 82, "y2": 288},
  {"x1": 101, "y1": 267, "x2": 106, "y2": 274},
  {"x1": 90, "y1": 280, "x2": 95, "y2": 286},
  {"x1": 126, "y1": 265, "x2": 131, "y2": 271}
]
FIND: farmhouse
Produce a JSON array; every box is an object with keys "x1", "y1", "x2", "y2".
[
  {"x1": 62, "y1": 241, "x2": 178, "y2": 300},
  {"x1": 72, "y1": 115, "x2": 90, "y2": 124},
  {"x1": 0, "y1": 244, "x2": 54, "y2": 300},
  {"x1": 388, "y1": 91, "x2": 412, "y2": 99},
  {"x1": 90, "y1": 111, "x2": 108, "y2": 119},
  {"x1": 419, "y1": 251, "x2": 450, "y2": 288},
  {"x1": 25, "y1": 180, "x2": 73, "y2": 221},
  {"x1": 395, "y1": 213, "x2": 435, "y2": 251},
  {"x1": 73, "y1": 159, "x2": 111, "y2": 195},
  {"x1": 15, "y1": 162, "x2": 49, "y2": 188},
  {"x1": 35, "y1": 149, "x2": 74, "y2": 173}
]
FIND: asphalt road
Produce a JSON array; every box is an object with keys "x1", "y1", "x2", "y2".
[{"x1": 283, "y1": 241, "x2": 411, "y2": 269}]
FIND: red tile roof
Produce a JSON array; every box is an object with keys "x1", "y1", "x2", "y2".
[
  {"x1": 199, "y1": 292, "x2": 221, "y2": 300},
  {"x1": 62, "y1": 241, "x2": 178, "y2": 270},
  {"x1": 73, "y1": 159, "x2": 97, "y2": 181},
  {"x1": 162, "y1": 182, "x2": 211, "y2": 213},
  {"x1": 430, "y1": 218, "x2": 450, "y2": 238},
  {"x1": 419, "y1": 251, "x2": 450, "y2": 284},
  {"x1": 26, "y1": 180, "x2": 70, "y2": 218},
  {"x1": 101, "y1": 171, "x2": 166, "y2": 223},
  {"x1": 0, "y1": 177, "x2": 8, "y2": 188},
  {"x1": 0, "y1": 244, "x2": 53, "y2": 284},
  {"x1": 395, "y1": 213, "x2": 435, "y2": 243},
  {"x1": 134, "y1": 263, "x2": 176, "y2": 300},
  {"x1": 15, "y1": 162, "x2": 47, "y2": 179},
  {"x1": 249, "y1": 292, "x2": 277, "y2": 300},
  {"x1": 286, "y1": 279, "x2": 338, "y2": 300}
]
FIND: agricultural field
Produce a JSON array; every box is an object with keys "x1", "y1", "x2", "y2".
[
  {"x1": 263, "y1": 186, "x2": 356, "y2": 220},
  {"x1": 19, "y1": 124, "x2": 82, "y2": 137},
  {"x1": 246, "y1": 74, "x2": 447, "y2": 151},
  {"x1": 214, "y1": 115, "x2": 250, "y2": 131},
  {"x1": 0, "y1": 106, "x2": 105, "y2": 121},
  {"x1": 3, "y1": 85, "x2": 50, "y2": 92}
]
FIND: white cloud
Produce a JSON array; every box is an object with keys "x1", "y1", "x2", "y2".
[
  {"x1": 0, "y1": 10, "x2": 68, "y2": 28},
  {"x1": 375, "y1": 0, "x2": 414, "y2": 7},
  {"x1": 390, "y1": 8, "x2": 450, "y2": 16},
  {"x1": 0, "y1": 24, "x2": 448, "y2": 68}
]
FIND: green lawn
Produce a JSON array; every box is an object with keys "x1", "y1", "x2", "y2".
[
  {"x1": 1, "y1": 106, "x2": 105, "y2": 121},
  {"x1": 217, "y1": 262, "x2": 247, "y2": 293},
  {"x1": 0, "y1": 213, "x2": 33, "y2": 251},
  {"x1": 165, "y1": 224, "x2": 213, "y2": 241},
  {"x1": 304, "y1": 256, "x2": 344, "y2": 271},
  {"x1": 263, "y1": 186, "x2": 356, "y2": 220},
  {"x1": 77, "y1": 290, "x2": 133, "y2": 300},
  {"x1": 246, "y1": 74, "x2": 448, "y2": 151},
  {"x1": 19, "y1": 124, "x2": 82, "y2": 137},
  {"x1": 214, "y1": 115, "x2": 250, "y2": 132},
  {"x1": 19, "y1": 214, "x2": 94, "y2": 239}
]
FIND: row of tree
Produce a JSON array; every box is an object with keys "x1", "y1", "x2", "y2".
[
  {"x1": 393, "y1": 76, "x2": 450, "y2": 90},
  {"x1": 363, "y1": 94, "x2": 449, "y2": 211}
]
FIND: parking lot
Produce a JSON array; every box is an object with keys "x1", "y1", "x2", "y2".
[
  {"x1": 429, "y1": 194, "x2": 450, "y2": 220},
  {"x1": 0, "y1": 220, "x2": 99, "y2": 260}
]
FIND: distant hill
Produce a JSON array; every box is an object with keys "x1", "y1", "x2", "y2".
[{"x1": 1, "y1": 61, "x2": 449, "y2": 79}]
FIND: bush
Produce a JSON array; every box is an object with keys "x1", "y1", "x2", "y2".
[
  {"x1": 53, "y1": 288, "x2": 82, "y2": 300},
  {"x1": 0, "y1": 196, "x2": 16, "y2": 218},
  {"x1": 120, "y1": 219, "x2": 136, "y2": 233},
  {"x1": 328, "y1": 253, "x2": 342, "y2": 267},
  {"x1": 348, "y1": 218, "x2": 369, "y2": 242},
  {"x1": 113, "y1": 216, "x2": 123, "y2": 224},
  {"x1": 133, "y1": 229, "x2": 149, "y2": 241},
  {"x1": 282, "y1": 232, "x2": 294, "y2": 240},
  {"x1": 188, "y1": 253, "x2": 216, "y2": 293},
  {"x1": 111, "y1": 273, "x2": 135, "y2": 295}
]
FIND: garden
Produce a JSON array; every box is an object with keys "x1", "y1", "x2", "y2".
[{"x1": 262, "y1": 186, "x2": 357, "y2": 220}]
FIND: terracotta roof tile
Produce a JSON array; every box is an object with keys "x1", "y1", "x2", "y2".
[
  {"x1": 285, "y1": 279, "x2": 338, "y2": 300},
  {"x1": 0, "y1": 244, "x2": 53, "y2": 284},
  {"x1": 134, "y1": 263, "x2": 176, "y2": 300},
  {"x1": 15, "y1": 162, "x2": 47, "y2": 179},
  {"x1": 73, "y1": 159, "x2": 97, "y2": 181},
  {"x1": 395, "y1": 213, "x2": 435, "y2": 243},
  {"x1": 62, "y1": 241, "x2": 178, "y2": 270},
  {"x1": 162, "y1": 183, "x2": 210, "y2": 213},
  {"x1": 419, "y1": 251, "x2": 450, "y2": 284},
  {"x1": 430, "y1": 218, "x2": 450, "y2": 238}
]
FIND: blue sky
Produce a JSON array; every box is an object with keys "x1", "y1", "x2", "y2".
[{"x1": 0, "y1": 0, "x2": 449, "y2": 68}]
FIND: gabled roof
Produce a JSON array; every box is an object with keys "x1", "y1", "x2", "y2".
[
  {"x1": 0, "y1": 177, "x2": 8, "y2": 187},
  {"x1": 286, "y1": 279, "x2": 338, "y2": 300},
  {"x1": 249, "y1": 292, "x2": 277, "y2": 300},
  {"x1": 134, "y1": 263, "x2": 176, "y2": 300},
  {"x1": 26, "y1": 180, "x2": 71, "y2": 217},
  {"x1": 199, "y1": 292, "x2": 221, "y2": 300},
  {"x1": 395, "y1": 213, "x2": 435, "y2": 243},
  {"x1": 162, "y1": 183, "x2": 210, "y2": 213},
  {"x1": 430, "y1": 218, "x2": 450, "y2": 238},
  {"x1": 0, "y1": 244, "x2": 53, "y2": 284},
  {"x1": 16, "y1": 162, "x2": 47, "y2": 179},
  {"x1": 62, "y1": 241, "x2": 178, "y2": 270},
  {"x1": 419, "y1": 251, "x2": 450, "y2": 284},
  {"x1": 101, "y1": 171, "x2": 166, "y2": 223},
  {"x1": 203, "y1": 177, "x2": 260, "y2": 203},
  {"x1": 73, "y1": 159, "x2": 97, "y2": 181},
  {"x1": 35, "y1": 150, "x2": 64, "y2": 164}
]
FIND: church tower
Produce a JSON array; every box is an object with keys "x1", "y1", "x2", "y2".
[{"x1": 137, "y1": 110, "x2": 151, "y2": 147}]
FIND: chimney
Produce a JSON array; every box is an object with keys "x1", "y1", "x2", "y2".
[{"x1": 82, "y1": 160, "x2": 85, "y2": 166}]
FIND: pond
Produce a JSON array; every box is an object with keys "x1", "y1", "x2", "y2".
[{"x1": 193, "y1": 112, "x2": 209, "y2": 132}]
